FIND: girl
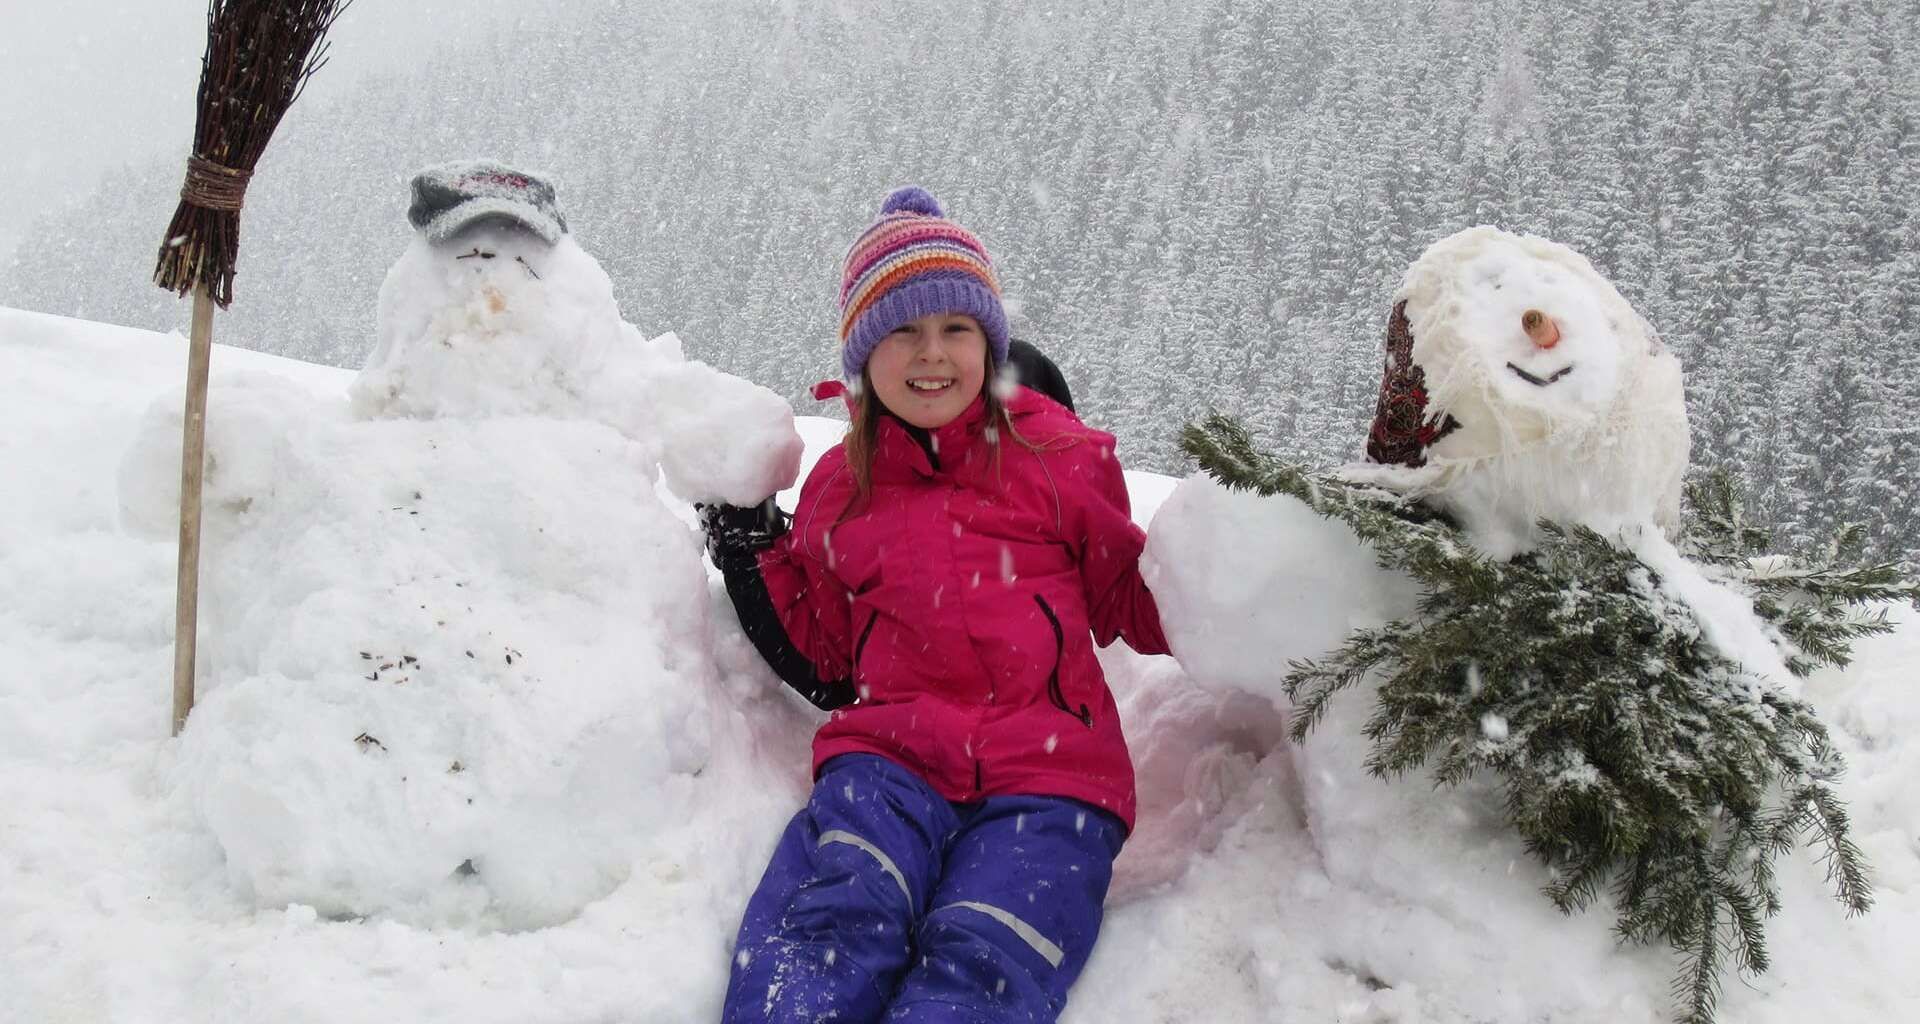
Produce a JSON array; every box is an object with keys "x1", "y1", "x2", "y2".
[{"x1": 703, "y1": 186, "x2": 1166, "y2": 1023}]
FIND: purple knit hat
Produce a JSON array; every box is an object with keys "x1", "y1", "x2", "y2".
[{"x1": 837, "y1": 186, "x2": 1009, "y2": 381}]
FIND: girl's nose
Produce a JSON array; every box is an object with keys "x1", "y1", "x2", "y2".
[
  {"x1": 1522, "y1": 309, "x2": 1561, "y2": 349},
  {"x1": 918, "y1": 334, "x2": 952, "y2": 362}
]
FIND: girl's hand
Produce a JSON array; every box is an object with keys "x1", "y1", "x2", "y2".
[{"x1": 697, "y1": 497, "x2": 790, "y2": 572}]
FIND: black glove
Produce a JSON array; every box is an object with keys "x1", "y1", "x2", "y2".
[{"x1": 697, "y1": 497, "x2": 790, "y2": 573}]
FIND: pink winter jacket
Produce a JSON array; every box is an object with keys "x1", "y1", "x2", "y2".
[{"x1": 758, "y1": 383, "x2": 1168, "y2": 831}]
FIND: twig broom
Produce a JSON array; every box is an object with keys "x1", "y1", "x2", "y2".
[{"x1": 153, "y1": 0, "x2": 350, "y2": 736}]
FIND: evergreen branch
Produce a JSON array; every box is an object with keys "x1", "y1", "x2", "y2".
[
  {"x1": 1681, "y1": 471, "x2": 1774, "y2": 565},
  {"x1": 1676, "y1": 846, "x2": 1722, "y2": 1024},
  {"x1": 1180, "y1": 412, "x2": 1471, "y2": 574},
  {"x1": 1743, "y1": 560, "x2": 1916, "y2": 602},
  {"x1": 1283, "y1": 628, "x2": 1400, "y2": 743},
  {"x1": 1682, "y1": 466, "x2": 1920, "y2": 675},
  {"x1": 1717, "y1": 873, "x2": 1769, "y2": 975},
  {"x1": 1543, "y1": 839, "x2": 1616, "y2": 914},
  {"x1": 1801, "y1": 784, "x2": 1874, "y2": 915}
]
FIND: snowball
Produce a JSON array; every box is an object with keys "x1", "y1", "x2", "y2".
[
  {"x1": 638, "y1": 359, "x2": 804, "y2": 506},
  {"x1": 1140, "y1": 475, "x2": 1416, "y2": 701}
]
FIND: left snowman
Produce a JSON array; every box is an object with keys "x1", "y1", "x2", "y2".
[{"x1": 121, "y1": 161, "x2": 802, "y2": 928}]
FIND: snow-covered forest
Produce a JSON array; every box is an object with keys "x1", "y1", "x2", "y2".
[{"x1": 4, "y1": 0, "x2": 1915, "y2": 567}]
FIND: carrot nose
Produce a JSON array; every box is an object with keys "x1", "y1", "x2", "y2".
[{"x1": 1522, "y1": 309, "x2": 1560, "y2": 349}]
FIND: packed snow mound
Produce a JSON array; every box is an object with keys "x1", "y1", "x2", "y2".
[
  {"x1": 118, "y1": 370, "x2": 322, "y2": 539},
  {"x1": 1371, "y1": 225, "x2": 1691, "y2": 557}
]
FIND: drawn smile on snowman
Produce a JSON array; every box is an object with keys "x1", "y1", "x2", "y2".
[{"x1": 1506, "y1": 362, "x2": 1575, "y2": 387}]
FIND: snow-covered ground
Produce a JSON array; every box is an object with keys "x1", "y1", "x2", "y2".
[{"x1": 2, "y1": 305, "x2": 1914, "y2": 1023}]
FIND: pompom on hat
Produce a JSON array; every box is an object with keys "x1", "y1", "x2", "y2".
[{"x1": 837, "y1": 186, "x2": 1009, "y2": 381}]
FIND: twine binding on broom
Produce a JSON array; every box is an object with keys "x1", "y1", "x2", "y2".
[{"x1": 181, "y1": 155, "x2": 252, "y2": 213}]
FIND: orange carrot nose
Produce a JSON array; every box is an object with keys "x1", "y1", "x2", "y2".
[{"x1": 1522, "y1": 309, "x2": 1561, "y2": 349}]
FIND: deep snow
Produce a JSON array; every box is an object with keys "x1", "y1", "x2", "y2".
[{"x1": 2, "y1": 305, "x2": 1914, "y2": 1023}]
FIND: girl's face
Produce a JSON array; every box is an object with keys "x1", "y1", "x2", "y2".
[{"x1": 866, "y1": 313, "x2": 988, "y2": 429}]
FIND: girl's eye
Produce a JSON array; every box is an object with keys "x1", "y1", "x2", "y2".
[{"x1": 944, "y1": 322, "x2": 977, "y2": 334}]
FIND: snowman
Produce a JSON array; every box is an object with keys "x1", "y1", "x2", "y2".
[
  {"x1": 1352, "y1": 226, "x2": 1691, "y2": 557},
  {"x1": 123, "y1": 160, "x2": 803, "y2": 929},
  {"x1": 1137, "y1": 230, "x2": 1855, "y2": 1020}
]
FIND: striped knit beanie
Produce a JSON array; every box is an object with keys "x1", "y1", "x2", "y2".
[{"x1": 838, "y1": 186, "x2": 1008, "y2": 382}]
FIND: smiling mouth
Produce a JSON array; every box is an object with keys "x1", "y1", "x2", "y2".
[
  {"x1": 1507, "y1": 362, "x2": 1575, "y2": 387},
  {"x1": 907, "y1": 378, "x2": 954, "y2": 393}
]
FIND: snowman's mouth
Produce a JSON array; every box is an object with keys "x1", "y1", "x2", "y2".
[
  {"x1": 1507, "y1": 362, "x2": 1575, "y2": 387},
  {"x1": 454, "y1": 248, "x2": 542, "y2": 280}
]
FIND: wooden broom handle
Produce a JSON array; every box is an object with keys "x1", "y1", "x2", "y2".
[{"x1": 172, "y1": 286, "x2": 215, "y2": 736}]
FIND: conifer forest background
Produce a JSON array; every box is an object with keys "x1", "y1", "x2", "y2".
[{"x1": 5, "y1": 0, "x2": 1915, "y2": 568}]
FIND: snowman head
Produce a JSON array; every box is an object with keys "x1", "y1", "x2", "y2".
[
  {"x1": 1362, "y1": 226, "x2": 1690, "y2": 550},
  {"x1": 354, "y1": 161, "x2": 630, "y2": 419},
  {"x1": 1395, "y1": 228, "x2": 1652, "y2": 463}
]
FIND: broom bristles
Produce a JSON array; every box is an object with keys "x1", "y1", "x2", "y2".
[{"x1": 153, "y1": 0, "x2": 351, "y2": 308}]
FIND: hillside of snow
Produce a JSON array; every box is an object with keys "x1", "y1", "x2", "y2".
[{"x1": 2, "y1": 305, "x2": 1914, "y2": 1023}]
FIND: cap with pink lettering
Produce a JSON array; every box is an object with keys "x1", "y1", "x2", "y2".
[{"x1": 407, "y1": 159, "x2": 567, "y2": 246}]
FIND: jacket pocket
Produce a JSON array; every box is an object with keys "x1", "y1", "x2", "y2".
[{"x1": 1033, "y1": 595, "x2": 1092, "y2": 729}]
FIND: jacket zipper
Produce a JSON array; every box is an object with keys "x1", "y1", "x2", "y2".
[
  {"x1": 1033, "y1": 595, "x2": 1092, "y2": 729},
  {"x1": 856, "y1": 607, "x2": 883, "y2": 680}
]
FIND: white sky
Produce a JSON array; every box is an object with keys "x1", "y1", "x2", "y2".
[{"x1": 0, "y1": 0, "x2": 571, "y2": 259}]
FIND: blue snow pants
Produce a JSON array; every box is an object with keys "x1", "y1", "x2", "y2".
[{"x1": 722, "y1": 754, "x2": 1126, "y2": 1023}]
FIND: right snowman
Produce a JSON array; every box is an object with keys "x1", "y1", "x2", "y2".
[{"x1": 1147, "y1": 225, "x2": 1902, "y2": 1024}]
